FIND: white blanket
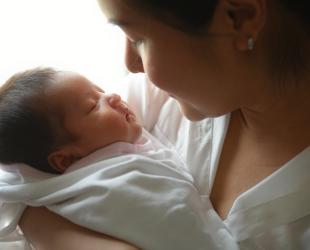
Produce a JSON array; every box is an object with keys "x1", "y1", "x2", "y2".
[{"x1": 0, "y1": 130, "x2": 238, "y2": 250}]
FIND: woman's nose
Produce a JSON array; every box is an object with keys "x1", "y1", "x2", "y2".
[
  {"x1": 125, "y1": 38, "x2": 144, "y2": 73},
  {"x1": 107, "y1": 93, "x2": 122, "y2": 108}
]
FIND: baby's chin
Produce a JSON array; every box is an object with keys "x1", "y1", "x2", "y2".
[{"x1": 132, "y1": 124, "x2": 143, "y2": 143}]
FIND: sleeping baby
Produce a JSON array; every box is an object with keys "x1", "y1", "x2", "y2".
[{"x1": 0, "y1": 68, "x2": 237, "y2": 250}]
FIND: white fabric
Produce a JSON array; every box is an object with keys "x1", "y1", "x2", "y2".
[
  {"x1": 125, "y1": 74, "x2": 310, "y2": 249},
  {"x1": 0, "y1": 73, "x2": 309, "y2": 249},
  {"x1": 0, "y1": 129, "x2": 238, "y2": 250}
]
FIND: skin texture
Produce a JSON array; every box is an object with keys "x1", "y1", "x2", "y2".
[
  {"x1": 46, "y1": 72, "x2": 142, "y2": 172},
  {"x1": 19, "y1": 0, "x2": 310, "y2": 248},
  {"x1": 19, "y1": 207, "x2": 139, "y2": 250}
]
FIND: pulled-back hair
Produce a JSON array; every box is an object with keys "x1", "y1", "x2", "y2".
[
  {"x1": 126, "y1": 0, "x2": 310, "y2": 85},
  {"x1": 0, "y1": 68, "x2": 70, "y2": 174},
  {"x1": 126, "y1": 1, "x2": 309, "y2": 35},
  {"x1": 126, "y1": 0, "x2": 218, "y2": 35}
]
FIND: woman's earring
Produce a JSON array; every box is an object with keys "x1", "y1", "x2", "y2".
[{"x1": 248, "y1": 37, "x2": 254, "y2": 50}]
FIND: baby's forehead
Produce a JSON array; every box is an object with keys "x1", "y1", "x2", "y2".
[
  {"x1": 52, "y1": 70, "x2": 105, "y2": 91},
  {"x1": 56, "y1": 71, "x2": 91, "y2": 87},
  {"x1": 48, "y1": 72, "x2": 95, "y2": 95},
  {"x1": 45, "y1": 72, "x2": 107, "y2": 113}
]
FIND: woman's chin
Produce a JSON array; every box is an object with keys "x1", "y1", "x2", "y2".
[{"x1": 178, "y1": 102, "x2": 207, "y2": 121}]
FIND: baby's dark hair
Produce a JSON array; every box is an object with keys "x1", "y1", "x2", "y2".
[{"x1": 0, "y1": 68, "x2": 72, "y2": 174}]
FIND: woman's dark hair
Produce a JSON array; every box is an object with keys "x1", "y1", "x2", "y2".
[
  {"x1": 126, "y1": 1, "x2": 310, "y2": 85},
  {"x1": 0, "y1": 68, "x2": 70, "y2": 174},
  {"x1": 280, "y1": 1, "x2": 309, "y2": 30},
  {"x1": 126, "y1": 0, "x2": 219, "y2": 35},
  {"x1": 126, "y1": 1, "x2": 309, "y2": 35}
]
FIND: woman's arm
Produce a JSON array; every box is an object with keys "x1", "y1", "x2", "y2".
[{"x1": 19, "y1": 207, "x2": 139, "y2": 250}]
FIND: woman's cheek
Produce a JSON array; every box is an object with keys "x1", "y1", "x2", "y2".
[
  {"x1": 140, "y1": 44, "x2": 162, "y2": 85},
  {"x1": 143, "y1": 56, "x2": 172, "y2": 91},
  {"x1": 143, "y1": 43, "x2": 180, "y2": 94}
]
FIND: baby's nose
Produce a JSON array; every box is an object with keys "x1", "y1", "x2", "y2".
[{"x1": 107, "y1": 93, "x2": 122, "y2": 108}]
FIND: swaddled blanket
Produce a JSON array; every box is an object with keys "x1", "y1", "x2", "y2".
[{"x1": 0, "y1": 129, "x2": 238, "y2": 250}]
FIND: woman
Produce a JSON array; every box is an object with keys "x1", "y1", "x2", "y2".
[{"x1": 20, "y1": 0, "x2": 310, "y2": 249}]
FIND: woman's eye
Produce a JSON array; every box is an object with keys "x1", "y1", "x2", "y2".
[{"x1": 96, "y1": 87, "x2": 105, "y2": 93}]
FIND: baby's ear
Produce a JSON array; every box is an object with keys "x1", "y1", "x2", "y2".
[{"x1": 48, "y1": 149, "x2": 78, "y2": 173}]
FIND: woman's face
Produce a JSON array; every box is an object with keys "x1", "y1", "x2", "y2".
[{"x1": 98, "y1": 0, "x2": 265, "y2": 120}]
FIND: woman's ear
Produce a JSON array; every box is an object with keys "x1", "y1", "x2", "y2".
[
  {"x1": 225, "y1": 0, "x2": 266, "y2": 50},
  {"x1": 48, "y1": 149, "x2": 79, "y2": 173}
]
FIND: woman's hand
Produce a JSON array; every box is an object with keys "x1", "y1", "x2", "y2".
[{"x1": 19, "y1": 207, "x2": 139, "y2": 250}]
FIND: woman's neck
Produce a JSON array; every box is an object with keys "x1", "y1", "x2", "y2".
[{"x1": 236, "y1": 81, "x2": 310, "y2": 161}]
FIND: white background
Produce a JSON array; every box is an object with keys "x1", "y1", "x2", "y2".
[{"x1": 0, "y1": 0, "x2": 126, "y2": 93}]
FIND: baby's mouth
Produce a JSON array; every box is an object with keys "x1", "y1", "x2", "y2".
[{"x1": 118, "y1": 102, "x2": 135, "y2": 122}]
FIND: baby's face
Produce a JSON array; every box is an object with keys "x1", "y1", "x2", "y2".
[{"x1": 46, "y1": 71, "x2": 142, "y2": 157}]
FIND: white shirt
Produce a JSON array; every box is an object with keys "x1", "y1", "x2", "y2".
[{"x1": 126, "y1": 73, "x2": 310, "y2": 249}]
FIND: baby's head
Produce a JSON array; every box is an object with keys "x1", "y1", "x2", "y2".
[{"x1": 0, "y1": 68, "x2": 142, "y2": 174}]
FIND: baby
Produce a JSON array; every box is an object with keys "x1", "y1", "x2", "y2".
[
  {"x1": 0, "y1": 67, "x2": 142, "y2": 174},
  {"x1": 0, "y1": 68, "x2": 232, "y2": 250}
]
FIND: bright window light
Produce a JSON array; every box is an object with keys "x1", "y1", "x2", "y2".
[{"x1": 0, "y1": 0, "x2": 126, "y2": 93}]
